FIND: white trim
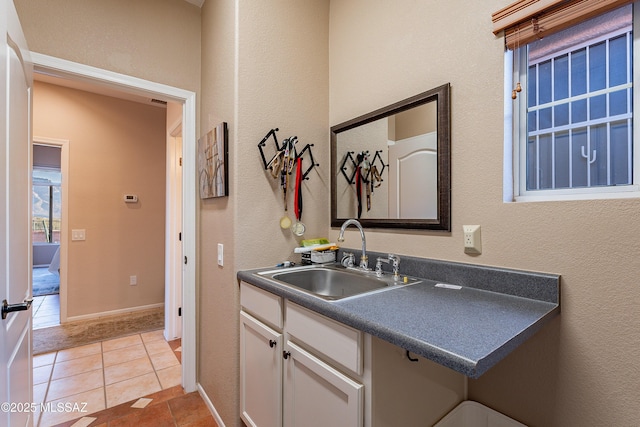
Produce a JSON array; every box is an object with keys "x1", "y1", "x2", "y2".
[
  {"x1": 65, "y1": 302, "x2": 164, "y2": 323},
  {"x1": 504, "y1": 49, "x2": 515, "y2": 202},
  {"x1": 506, "y1": 4, "x2": 640, "y2": 202},
  {"x1": 515, "y1": 186, "x2": 640, "y2": 202},
  {"x1": 31, "y1": 53, "x2": 198, "y2": 392},
  {"x1": 197, "y1": 383, "x2": 226, "y2": 427},
  {"x1": 33, "y1": 136, "x2": 69, "y2": 323},
  {"x1": 165, "y1": 117, "x2": 183, "y2": 342}
]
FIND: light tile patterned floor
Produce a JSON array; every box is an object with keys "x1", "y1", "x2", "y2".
[
  {"x1": 33, "y1": 331, "x2": 182, "y2": 427},
  {"x1": 32, "y1": 294, "x2": 61, "y2": 329}
]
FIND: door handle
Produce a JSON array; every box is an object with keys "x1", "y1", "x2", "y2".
[{"x1": 2, "y1": 298, "x2": 33, "y2": 320}]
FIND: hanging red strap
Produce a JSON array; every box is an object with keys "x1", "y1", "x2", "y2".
[
  {"x1": 294, "y1": 157, "x2": 303, "y2": 221},
  {"x1": 356, "y1": 166, "x2": 362, "y2": 219}
]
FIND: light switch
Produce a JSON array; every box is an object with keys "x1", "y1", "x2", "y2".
[
  {"x1": 217, "y1": 243, "x2": 224, "y2": 267},
  {"x1": 71, "y1": 229, "x2": 86, "y2": 241}
]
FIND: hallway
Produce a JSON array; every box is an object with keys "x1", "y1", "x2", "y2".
[{"x1": 33, "y1": 331, "x2": 195, "y2": 426}]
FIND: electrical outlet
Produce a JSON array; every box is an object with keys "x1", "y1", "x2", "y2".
[
  {"x1": 130, "y1": 275, "x2": 137, "y2": 286},
  {"x1": 463, "y1": 225, "x2": 482, "y2": 254}
]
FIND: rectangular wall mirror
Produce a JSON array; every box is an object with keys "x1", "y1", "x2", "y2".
[{"x1": 331, "y1": 83, "x2": 451, "y2": 230}]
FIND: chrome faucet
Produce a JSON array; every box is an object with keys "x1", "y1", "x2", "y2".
[
  {"x1": 337, "y1": 219, "x2": 368, "y2": 270},
  {"x1": 376, "y1": 254, "x2": 401, "y2": 281}
]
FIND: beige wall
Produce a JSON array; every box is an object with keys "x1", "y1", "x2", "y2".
[
  {"x1": 33, "y1": 81, "x2": 167, "y2": 317},
  {"x1": 17, "y1": 1, "x2": 640, "y2": 426},
  {"x1": 14, "y1": 0, "x2": 201, "y2": 94},
  {"x1": 199, "y1": 1, "x2": 330, "y2": 424},
  {"x1": 330, "y1": 1, "x2": 640, "y2": 426},
  {"x1": 198, "y1": 0, "x2": 237, "y2": 423}
]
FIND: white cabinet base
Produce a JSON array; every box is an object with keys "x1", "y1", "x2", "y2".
[
  {"x1": 240, "y1": 311, "x2": 283, "y2": 427},
  {"x1": 284, "y1": 341, "x2": 363, "y2": 427}
]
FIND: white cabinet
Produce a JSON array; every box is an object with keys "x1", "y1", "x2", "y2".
[
  {"x1": 240, "y1": 311, "x2": 283, "y2": 427},
  {"x1": 240, "y1": 281, "x2": 465, "y2": 427},
  {"x1": 283, "y1": 341, "x2": 363, "y2": 427},
  {"x1": 240, "y1": 282, "x2": 365, "y2": 427}
]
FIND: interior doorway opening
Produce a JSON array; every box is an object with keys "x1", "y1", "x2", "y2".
[
  {"x1": 31, "y1": 141, "x2": 64, "y2": 330},
  {"x1": 30, "y1": 53, "x2": 197, "y2": 392}
]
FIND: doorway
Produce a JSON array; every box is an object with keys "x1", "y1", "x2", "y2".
[
  {"x1": 31, "y1": 53, "x2": 197, "y2": 392},
  {"x1": 31, "y1": 141, "x2": 67, "y2": 330}
]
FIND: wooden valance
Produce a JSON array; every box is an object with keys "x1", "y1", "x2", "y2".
[{"x1": 492, "y1": 0, "x2": 634, "y2": 49}]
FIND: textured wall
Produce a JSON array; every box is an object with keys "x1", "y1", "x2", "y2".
[
  {"x1": 330, "y1": 1, "x2": 640, "y2": 426},
  {"x1": 33, "y1": 81, "x2": 166, "y2": 317},
  {"x1": 199, "y1": 1, "x2": 330, "y2": 425},
  {"x1": 14, "y1": 0, "x2": 201, "y2": 94}
]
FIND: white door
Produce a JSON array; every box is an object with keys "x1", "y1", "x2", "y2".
[
  {"x1": 388, "y1": 132, "x2": 438, "y2": 219},
  {"x1": 165, "y1": 122, "x2": 183, "y2": 341},
  {"x1": 240, "y1": 311, "x2": 283, "y2": 427},
  {"x1": 1, "y1": 0, "x2": 34, "y2": 426},
  {"x1": 284, "y1": 341, "x2": 363, "y2": 427}
]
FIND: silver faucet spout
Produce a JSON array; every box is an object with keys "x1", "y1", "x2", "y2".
[{"x1": 338, "y1": 219, "x2": 368, "y2": 270}]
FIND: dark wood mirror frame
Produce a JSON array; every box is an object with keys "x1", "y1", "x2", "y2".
[{"x1": 331, "y1": 83, "x2": 451, "y2": 230}]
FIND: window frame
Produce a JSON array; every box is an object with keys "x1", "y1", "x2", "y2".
[{"x1": 507, "y1": 2, "x2": 640, "y2": 202}]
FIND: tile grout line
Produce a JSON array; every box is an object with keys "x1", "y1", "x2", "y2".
[
  {"x1": 100, "y1": 341, "x2": 107, "y2": 414},
  {"x1": 142, "y1": 332, "x2": 165, "y2": 393}
]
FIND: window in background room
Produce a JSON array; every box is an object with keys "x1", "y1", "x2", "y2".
[
  {"x1": 501, "y1": 2, "x2": 639, "y2": 201},
  {"x1": 32, "y1": 167, "x2": 61, "y2": 243}
]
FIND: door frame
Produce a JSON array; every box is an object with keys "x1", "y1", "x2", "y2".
[
  {"x1": 32, "y1": 137, "x2": 69, "y2": 323},
  {"x1": 31, "y1": 52, "x2": 198, "y2": 392},
  {"x1": 165, "y1": 118, "x2": 183, "y2": 341}
]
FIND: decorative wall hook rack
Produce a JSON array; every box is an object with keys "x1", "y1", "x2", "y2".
[
  {"x1": 340, "y1": 150, "x2": 386, "y2": 185},
  {"x1": 295, "y1": 143, "x2": 319, "y2": 180},
  {"x1": 257, "y1": 128, "x2": 319, "y2": 179},
  {"x1": 258, "y1": 128, "x2": 281, "y2": 171}
]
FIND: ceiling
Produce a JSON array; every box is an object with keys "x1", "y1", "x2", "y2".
[{"x1": 34, "y1": 72, "x2": 169, "y2": 108}]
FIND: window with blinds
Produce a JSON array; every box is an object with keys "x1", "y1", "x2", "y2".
[{"x1": 497, "y1": 1, "x2": 640, "y2": 200}]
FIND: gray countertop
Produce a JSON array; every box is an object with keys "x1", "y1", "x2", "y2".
[{"x1": 237, "y1": 253, "x2": 560, "y2": 378}]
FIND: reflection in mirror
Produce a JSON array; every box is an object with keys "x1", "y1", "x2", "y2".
[{"x1": 331, "y1": 83, "x2": 450, "y2": 230}]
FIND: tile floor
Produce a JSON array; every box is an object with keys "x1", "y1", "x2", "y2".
[
  {"x1": 32, "y1": 294, "x2": 61, "y2": 329},
  {"x1": 33, "y1": 331, "x2": 186, "y2": 427},
  {"x1": 55, "y1": 385, "x2": 218, "y2": 427}
]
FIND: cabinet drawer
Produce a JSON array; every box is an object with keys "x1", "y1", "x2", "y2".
[
  {"x1": 241, "y1": 282, "x2": 283, "y2": 330},
  {"x1": 285, "y1": 301, "x2": 363, "y2": 376}
]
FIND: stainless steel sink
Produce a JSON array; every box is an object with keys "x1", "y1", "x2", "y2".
[{"x1": 259, "y1": 264, "x2": 420, "y2": 300}]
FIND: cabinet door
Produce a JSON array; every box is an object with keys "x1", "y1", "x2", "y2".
[
  {"x1": 240, "y1": 311, "x2": 283, "y2": 427},
  {"x1": 284, "y1": 341, "x2": 363, "y2": 427}
]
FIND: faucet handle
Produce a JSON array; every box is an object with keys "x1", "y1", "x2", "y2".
[
  {"x1": 341, "y1": 252, "x2": 355, "y2": 268},
  {"x1": 388, "y1": 254, "x2": 401, "y2": 278}
]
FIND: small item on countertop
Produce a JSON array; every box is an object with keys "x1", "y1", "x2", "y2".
[
  {"x1": 293, "y1": 243, "x2": 337, "y2": 253},
  {"x1": 301, "y1": 238, "x2": 329, "y2": 247},
  {"x1": 276, "y1": 261, "x2": 295, "y2": 268}
]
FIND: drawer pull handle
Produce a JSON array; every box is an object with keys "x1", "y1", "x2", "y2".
[
  {"x1": 269, "y1": 339, "x2": 277, "y2": 348},
  {"x1": 283, "y1": 351, "x2": 291, "y2": 360}
]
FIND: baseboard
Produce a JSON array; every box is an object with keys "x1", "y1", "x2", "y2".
[
  {"x1": 197, "y1": 383, "x2": 225, "y2": 427},
  {"x1": 65, "y1": 303, "x2": 164, "y2": 323}
]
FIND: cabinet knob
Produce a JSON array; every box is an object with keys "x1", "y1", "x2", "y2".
[
  {"x1": 269, "y1": 339, "x2": 277, "y2": 348},
  {"x1": 283, "y1": 351, "x2": 291, "y2": 360}
]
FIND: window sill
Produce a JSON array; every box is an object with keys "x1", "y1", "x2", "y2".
[{"x1": 511, "y1": 185, "x2": 640, "y2": 202}]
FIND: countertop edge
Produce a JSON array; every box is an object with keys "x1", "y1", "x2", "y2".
[{"x1": 237, "y1": 266, "x2": 560, "y2": 378}]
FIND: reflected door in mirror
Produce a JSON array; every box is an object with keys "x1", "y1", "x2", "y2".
[{"x1": 389, "y1": 131, "x2": 437, "y2": 218}]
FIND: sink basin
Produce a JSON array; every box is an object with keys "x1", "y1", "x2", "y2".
[{"x1": 259, "y1": 264, "x2": 420, "y2": 300}]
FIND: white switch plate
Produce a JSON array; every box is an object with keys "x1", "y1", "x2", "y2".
[
  {"x1": 71, "y1": 229, "x2": 86, "y2": 241},
  {"x1": 217, "y1": 243, "x2": 224, "y2": 266},
  {"x1": 463, "y1": 225, "x2": 482, "y2": 254},
  {"x1": 130, "y1": 275, "x2": 137, "y2": 286}
]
